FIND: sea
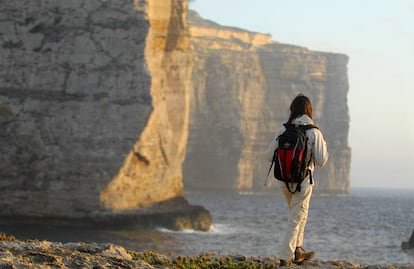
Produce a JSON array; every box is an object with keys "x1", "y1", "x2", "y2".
[{"x1": 1, "y1": 187, "x2": 413, "y2": 265}]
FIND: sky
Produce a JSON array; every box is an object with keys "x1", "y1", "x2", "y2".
[{"x1": 189, "y1": 0, "x2": 414, "y2": 190}]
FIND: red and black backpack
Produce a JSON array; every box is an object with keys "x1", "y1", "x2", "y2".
[{"x1": 267, "y1": 123, "x2": 317, "y2": 193}]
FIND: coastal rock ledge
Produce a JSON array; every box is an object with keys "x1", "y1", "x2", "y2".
[{"x1": 0, "y1": 235, "x2": 413, "y2": 269}]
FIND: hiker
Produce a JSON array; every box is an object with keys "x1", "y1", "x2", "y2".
[{"x1": 266, "y1": 94, "x2": 329, "y2": 266}]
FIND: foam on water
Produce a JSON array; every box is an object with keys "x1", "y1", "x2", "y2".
[{"x1": 209, "y1": 223, "x2": 239, "y2": 235}]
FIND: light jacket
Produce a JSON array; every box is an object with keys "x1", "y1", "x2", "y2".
[{"x1": 265, "y1": 114, "x2": 329, "y2": 187}]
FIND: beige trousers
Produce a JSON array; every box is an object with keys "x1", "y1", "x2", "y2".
[{"x1": 278, "y1": 182, "x2": 313, "y2": 260}]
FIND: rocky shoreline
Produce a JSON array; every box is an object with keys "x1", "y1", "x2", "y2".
[
  {"x1": 0, "y1": 197, "x2": 212, "y2": 232},
  {"x1": 0, "y1": 234, "x2": 413, "y2": 269}
]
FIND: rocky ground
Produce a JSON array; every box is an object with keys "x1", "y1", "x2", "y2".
[{"x1": 0, "y1": 233, "x2": 413, "y2": 269}]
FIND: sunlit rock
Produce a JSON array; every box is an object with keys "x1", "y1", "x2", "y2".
[{"x1": 0, "y1": 0, "x2": 211, "y2": 230}]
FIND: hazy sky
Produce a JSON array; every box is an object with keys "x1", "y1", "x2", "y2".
[{"x1": 189, "y1": 0, "x2": 414, "y2": 190}]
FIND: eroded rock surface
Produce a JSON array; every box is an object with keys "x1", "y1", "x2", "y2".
[
  {"x1": 0, "y1": 237, "x2": 412, "y2": 269},
  {"x1": 0, "y1": 0, "x2": 210, "y2": 230}
]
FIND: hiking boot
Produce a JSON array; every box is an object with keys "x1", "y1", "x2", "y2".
[
  {"x1": 279, "y1": 259, "x2": 293, "y2": 267},
  {"x1": 294, "y1": 247, "x2": 315, "y2": 263}
]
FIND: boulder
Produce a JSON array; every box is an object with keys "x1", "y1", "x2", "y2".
[{"x1": 402, "y1": 229, "x2": 414, "y2": 249}]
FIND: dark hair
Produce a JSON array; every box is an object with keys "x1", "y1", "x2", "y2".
[{"x1": 287, "y1": 94, "x2": 313, "y2": 124}]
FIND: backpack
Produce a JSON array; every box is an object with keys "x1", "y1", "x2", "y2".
[{"x1": 266, "y1": 123, "x2": 317, "y2": 193}]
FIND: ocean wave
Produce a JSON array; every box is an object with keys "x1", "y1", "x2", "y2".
[{"x1": 154, "y1": 223, "x2": 240, "y2": 235}]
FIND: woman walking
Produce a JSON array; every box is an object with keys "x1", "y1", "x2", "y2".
[{"x1": 266, "y1": 94, "x2": 329, "y2": 266}]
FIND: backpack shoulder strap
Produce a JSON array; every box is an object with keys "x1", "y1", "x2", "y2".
[
  {"x1": 301, "y1": 124, "x2": 318, "y2": 185},
  {"x1": 299, "y1": 124, "x2": 318, "y2": 131},
  {"x1": 283, "y1": 123, "x2": 318, "y2": 131}
]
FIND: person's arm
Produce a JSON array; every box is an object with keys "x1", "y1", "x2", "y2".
[{"x1": 312, "y1": 129, "x2": 329, "y2": 167}]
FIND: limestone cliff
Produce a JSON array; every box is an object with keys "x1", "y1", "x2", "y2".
[
  {"x1": 0, "y1": 0, "x2": 210, "y2": 230},
  {"x1": 100, "y1": 0, "x2": 192, "y2": 210},
  {"x1": 0, "y1": 0, "x2": 350, "y2": 228},
  {"x1": 184, "y1": 11, "x2": 351, "y2": 193}
]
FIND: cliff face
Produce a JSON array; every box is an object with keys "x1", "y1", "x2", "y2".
[
  {"x1": 0, "y1": 0, "x2": 210, "y2": 229},
  {"x1": 1, "y1": 0, "x2": 147, "y2": 217},
  {"x1": 184, "y1": 11, "x2": 351, "y2": 193},
  {"x1": 0, "y1": 0, "x2": 350, "y2": 224},
  {"x1": 100, "y1": 0, "x2": 192, "y2": 210}
]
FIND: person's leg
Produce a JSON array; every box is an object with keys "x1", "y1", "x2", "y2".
[
  {"x1": 278, "y1": 185, "x2": 297, "y2": 261},
  {"x1": 278, "y1": 184, "x2": 312, "y2": 261},
  {"x1": 293, "y1": 184, "x2": 315, "y2": 262},
  {"x1": 294, "y1": 184, "x2": 313, "y2": 247},
  {"x1": 280, "y1": 184, "x2": 293, "y2": 209}
]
